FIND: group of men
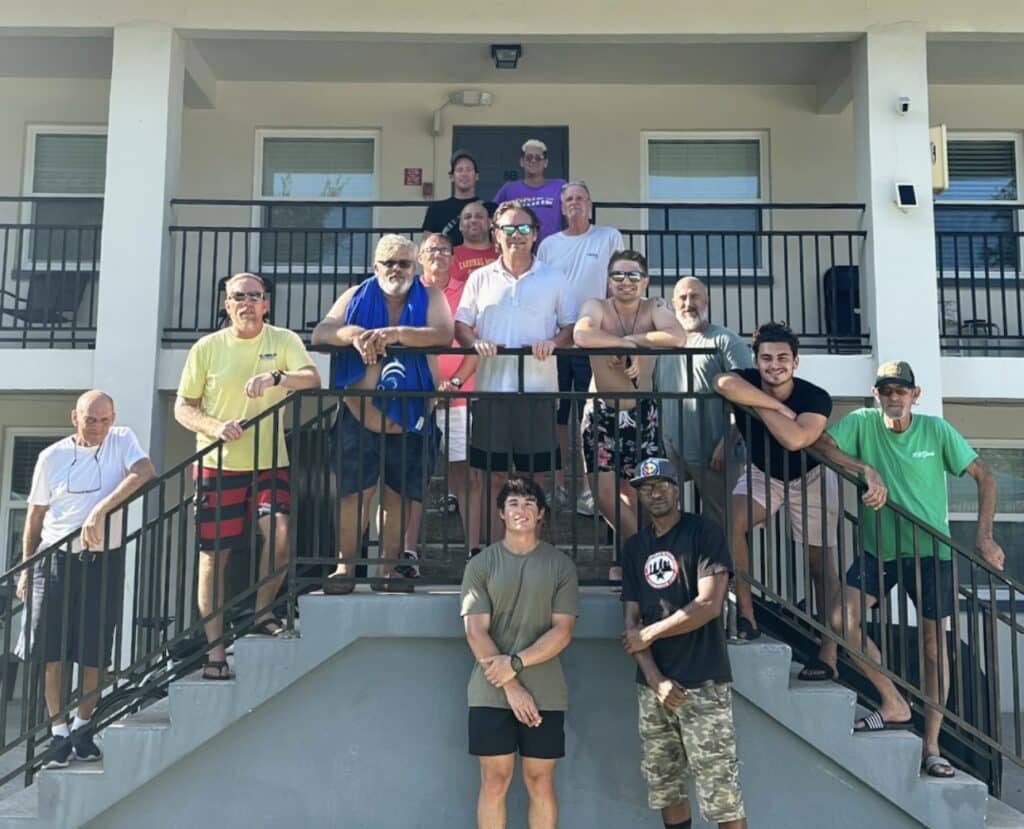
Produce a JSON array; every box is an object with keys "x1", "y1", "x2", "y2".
[{"x1": 17, "y1": 134, "x2": 1007, "y2": 825}]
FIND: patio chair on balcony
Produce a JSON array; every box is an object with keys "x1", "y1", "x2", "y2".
[
  {"x1": 823, "y1": 265, "x2": 861, "y2": 354},
  {"x1": 0, "y1": 269, "x2": 94, "y2": 325}
]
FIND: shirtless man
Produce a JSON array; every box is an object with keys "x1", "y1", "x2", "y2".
[
  {"x1": 312, "y1": 234, "x2": 454, "y2": 592},
  {"x1": 573, "y1": 250, "x2": 685, "y2": 579}
]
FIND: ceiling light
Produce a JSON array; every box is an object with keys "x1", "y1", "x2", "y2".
[{"x1": 491, "y1": 44, "x2": 522, "y2": 70}]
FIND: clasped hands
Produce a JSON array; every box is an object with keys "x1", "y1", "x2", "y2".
[{"x1": 353, "y1": 327, "x2": 399, "y2": 365}]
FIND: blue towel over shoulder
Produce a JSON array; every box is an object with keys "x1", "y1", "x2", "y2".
[{"x1": 333, "y1": 276, "x2": 434, "y2": 433}]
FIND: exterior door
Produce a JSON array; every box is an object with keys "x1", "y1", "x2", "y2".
[{"x1": 450, "y1": 126, "x2": 569, "y2": 202}]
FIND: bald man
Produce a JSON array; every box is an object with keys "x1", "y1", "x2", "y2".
[
  {"x1": 655, "y1": 277, "x2": 752, "y2": 528},
  {"x1": 17, "y1": 391, "x2": 156, "y2": 769}
]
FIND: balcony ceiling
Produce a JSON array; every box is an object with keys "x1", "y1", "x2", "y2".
[{"x1": 0, "y1": 33, "x2": 1022, "y2": 85}]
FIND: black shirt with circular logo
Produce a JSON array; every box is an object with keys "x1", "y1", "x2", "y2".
[{"x1": 620, "y1": 514, "x2": 734, "y2": 688}]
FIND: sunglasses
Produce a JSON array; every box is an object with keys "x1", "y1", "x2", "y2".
[
  {"x1": 523, "y1": 154, "x2": 546, "y2": 162},
  {"x1": 609, "y1": 270, "x2": 646, "y2": 283},
  {"x1": 422, "y1": 247, "x2": 453, "y2": 256},
  {"x1": 497, "y1": 224, "x2": 534, "y2": 237},
  {"x1": 378, "y1": 259, "x2": 414, "y2": 269},
  {"x1": 228, "y1": 291, "x2": 266, "y2": 302}
]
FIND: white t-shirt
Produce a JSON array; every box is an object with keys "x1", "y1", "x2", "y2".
[
  {"x1": 28, "y1": 426, "x2": 148, "y2": 551},
  {"x1": 455, "y1": 257, "x2": 577, "y2": 393},
  {"x1": 537, "y1": 225, "x2": 624, "y2": 312}
]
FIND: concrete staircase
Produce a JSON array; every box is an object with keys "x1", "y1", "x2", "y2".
[{"x1": 0, "y1": 590, "x2": 1018, "y2": 828}]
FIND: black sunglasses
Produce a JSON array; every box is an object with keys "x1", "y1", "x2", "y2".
[
  {"x1": 609, "y1": 270, "x2": 646, "y2": 283},
  {"x1": 378, "y1": 259, "x2": 414, "y2": 269},
  {"x1": 228, "y1": 291, "x2": 267, "y2": 302},
  {"x1": 496, "y1": 224, "x2": 534, "y2": 237}
]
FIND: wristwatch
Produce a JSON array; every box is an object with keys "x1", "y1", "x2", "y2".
[
  {"x1": 450, "y1": 376, "x2": 463, "y2": 388},
  {"x1": 510, "y1": 654, "x2": 524, "y2": 674},
  {"x1": 271, "y1": 370, "x2": 284, "y2": 386}
]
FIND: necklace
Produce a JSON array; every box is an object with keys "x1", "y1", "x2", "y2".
[{"x1": 611, "y1": 300, "x2": 640, "y2": 337}]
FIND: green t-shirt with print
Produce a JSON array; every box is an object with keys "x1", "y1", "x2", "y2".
[
  {"x1": 827, "y1": 408, "x2": 977, "y2": 561},
  {"x1": 460, "y1": 541, "x2": 579, "y2": 711}
]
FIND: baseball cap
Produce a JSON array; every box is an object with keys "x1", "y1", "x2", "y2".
[
  {"x1": 521, "y1": 138, "x2": 548, "y2": 155},
  {"x1": 629, "y1": 458, "x2": 679, "y2": 489},
  {"x1": 449, "y1": 150, "x2": 478, "y2": 173},
  {"x1": 874, "y1": 360, "x2": 916, "y2": 388}
]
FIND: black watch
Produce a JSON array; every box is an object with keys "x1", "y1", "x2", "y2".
[
  {"x1": 271, "y1": 370, "x2": 284, "y2": 386},
  {"x1": 510, "y1": 654, "x2": 524, "y2": 674}
]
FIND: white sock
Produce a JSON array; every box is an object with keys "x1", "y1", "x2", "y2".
[
  {"x1": 52, "y1": 722, "x2": 70, "y2": 738},
  {"x1": 71, "y1": 715, "x2": 89, "y2": 732}
]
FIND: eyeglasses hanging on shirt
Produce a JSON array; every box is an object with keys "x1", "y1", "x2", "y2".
[{"x1": 67, "y1": 440, "x2": 103, "y2": 495}]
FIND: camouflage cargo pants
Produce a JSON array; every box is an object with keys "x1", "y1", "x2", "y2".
[{"x1": 637, "y1": 681, "x2": 745, "y2": 822}]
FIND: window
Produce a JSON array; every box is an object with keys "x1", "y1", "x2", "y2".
[
  {"x1": 644, "y1": 133, "x2": 767, "y2": 274},
  {"x1": 948, "y1": 442, "x2": 1024, "y2": 586},
  {"x1": 934, "y1": 135, "x2": 1022, "y2": 273},
  {"x1": 23, "y1": 126, "x2": 106, "y2": 267},
  {"x1": 0, "y1": 429, "x2": 68, "y2": 570},
  {"x1": 254, "y1": 130, "x2": 378, "y2": 271}
]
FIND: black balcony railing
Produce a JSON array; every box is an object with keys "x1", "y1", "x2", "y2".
[
  {"x1": 935, "y1": 205, "x2": 1024, "y2": 355},
  {"x1": 166, "y1": 199, "x2": 867, "y2": 353},
  {"x1": 0, "y1": 197, "x2": 101, "y2": 349},
  {"x1": 0, "y1": 346, "x2": 1019, "y2": 799}
]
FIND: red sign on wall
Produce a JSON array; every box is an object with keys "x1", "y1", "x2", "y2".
[{"x1": 404, "y1": 168, "x2": 423, "y2": 186}]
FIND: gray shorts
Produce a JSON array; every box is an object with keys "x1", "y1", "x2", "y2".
[{"x1": 468, "y1": 398, "x2": 559, "y2": 473}]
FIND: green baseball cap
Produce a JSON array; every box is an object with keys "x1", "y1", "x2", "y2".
[{"x1": 874, "y1": 360, "x2": 916, "y2": 388}]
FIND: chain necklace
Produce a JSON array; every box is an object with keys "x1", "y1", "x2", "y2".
[{"x1": 611, "y1": 299, "x2": 640, "y2": 337}]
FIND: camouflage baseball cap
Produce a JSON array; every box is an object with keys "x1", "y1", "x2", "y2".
[
  {"x1": 629, "y1": 457, "x2": 679, "y2": 488},
  {"x1": 874, "y1": 360, "x2": 916, "y2": 388}
]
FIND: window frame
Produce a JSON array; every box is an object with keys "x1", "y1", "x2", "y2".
[
  {"x1": 20, "y1": 124, "x2": 107, "y2": 271},
  {"x1": 641, "y1": 130, "x2": 771, "y2": 280},
  {"x1": 948, "y1": 437, "x2": 1024, "y2": 603},
  {"x1": 0, "y1": 427, "x2": 69, "y2": 570},
  {"x1": 250, "y1": 128, "x2": 381, "y2": 275},
  {"x1": 934, "y1": 131, "x2": 1024, "y2": 281}
]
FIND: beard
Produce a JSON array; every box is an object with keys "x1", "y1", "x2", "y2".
[
  {"x1": 378, "y1": 275, "x2": 412, "y2": 297},
  {"x1": 679, "y1": 308, "x2": 709, "y2": 332}
]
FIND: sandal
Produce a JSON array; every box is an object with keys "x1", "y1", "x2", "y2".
[
  {"x1": 250, "y1": 618, "x2": 284, "y2": 637},
  {"x1": 853, "y1": 708, "x2": 913, "y2": 732},
  {"x1": 922, "y1": 754, "x2": 956, "y2": 778},
  {"x1": 323, "y1": 574, "x2": 355, "y2": 595},
  {"x1": 201, "y1": 659, "x2": 235, "y2": 681},
  {"x1": 371, "y1": 576, "x2": 414, "y2": 594},
  {"x1": 797, "y1": 657, "x2": 838, "y2": 682},
  {"x1": 735, "y1": 617, "x2": 761, "y2": 641}
]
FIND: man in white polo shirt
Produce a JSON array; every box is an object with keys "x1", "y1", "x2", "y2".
[
  {"x1": 455, "y1": 200, "x2": 577, "y2": 546},
  {"x1": 538, "y1": 181, "x2": 624, "y2": 515}
]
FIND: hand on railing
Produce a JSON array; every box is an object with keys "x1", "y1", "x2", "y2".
[
  {"x1": 977, "y1": 536, "x2": 1006, "y2": 571},
  {"x1": 862, "y1": 466, "x2": 888, "y2": 510}
]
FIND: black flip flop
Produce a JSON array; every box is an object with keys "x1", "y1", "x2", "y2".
[
  {"x1": 797, "y1": 657, "x2": 838, "y2": 682},
  {"x1": 201, "y1": 659, "x2": 235, "y2": 681},
  {"x1": 853, "y1": 709, "x2": 913, "y2": 732},
  {"x1": 250, "y1": 618, "x2": 284, "y2": 637},
  {"x1": 735, "y1": 617, "x2": 761, "y2": 641}
]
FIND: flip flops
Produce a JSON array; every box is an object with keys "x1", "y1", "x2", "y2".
[
  {"x1": 797, "y1": 657, "x2": 838, "y2": 682},
  {"x1": 201, "y1": 659, "x2": 235, "y2": 681},
  {"x1": 922, "y1": 754, "x2": 956, "y2": 778},
  {"x1": 735, "y1": 617, "x2": 761, "y2": 641},
  {"x1": 853, "y1": 708, "x2": 913, "y2": 732}
]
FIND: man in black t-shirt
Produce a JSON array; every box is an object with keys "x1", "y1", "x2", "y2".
[
  {"x1": 421, "y1": 150, "x2": 496, "y2": 247},
  {"x1": 714, "y1": 322, "x2": 840, "y2": 682},
  {"x1": 622, "y1": 457, "x2": 747, "y2": 829}
]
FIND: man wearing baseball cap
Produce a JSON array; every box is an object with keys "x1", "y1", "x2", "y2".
[
  {"x1": 422, "y1": 150, "x2": 496, "y2": 247},
  {"x1": 621, "y1": 458, "x2": 748, "y2": 828},
  {"x1": 493, "y1": 139, "x2": 567, "y2": 243},
  {"x1": 814, "y1": 360, "x2": 1004, "y2": 780}
]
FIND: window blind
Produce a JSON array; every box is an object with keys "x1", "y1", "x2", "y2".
[
  {"x1": 648, "y1": 140, "x2": 761, "y2": 200},
  {"x1": 32, "y1": 134, "x2": 107, "y2": 194},
  {"x1": 940, "y1": 140, "x2": 1017, "y2": 202},
  {"x1": 261, "y1": 138, "x2": 375, "y2": 198}
]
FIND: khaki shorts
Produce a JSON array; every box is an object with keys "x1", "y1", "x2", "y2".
[
  {"x1": 637, "y1": 682, "x2": 746, "y2": 822},
  {"x1": 435, "y1": 404, "x2": 469, "y2": 463},
  {"x1": 733, "y1": 464, "x2": 838, "y2": 546}
]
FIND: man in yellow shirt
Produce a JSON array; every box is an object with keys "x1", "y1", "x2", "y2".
[{"x1": 175, "y1": 273, "x2": 320, "y2": 679}]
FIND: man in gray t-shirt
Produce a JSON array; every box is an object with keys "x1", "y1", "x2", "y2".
[
  {"x1": 461, "y1": 475, "x2": 579, "y2": 827},
  {"x1": 655, "y1": 277, "x2": 752, "y2": 528}
]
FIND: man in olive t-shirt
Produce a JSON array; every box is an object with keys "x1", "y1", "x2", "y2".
[
  {"x1": 815, "y1": 360, "x2": 1005, "y2": 780},
  {"x1": 460, "y1": 475, "x2": 579, "y2": 829}
]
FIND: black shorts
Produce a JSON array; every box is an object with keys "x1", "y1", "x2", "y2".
[
  {"x1": 845, "y1": 553, "x2": 954, "y2": 620},
  {"x1": 468, "y1": 706, "x2": 565, "y2": 759},
  {"x1": 332, "y1": 404, "x2": 437, "y2": 502},
  {"x1": 556, "y1": 354, "x2": 592, "y2": 425},
  {"x1": 468, "y1": 398, "x2": 560, "y2": 473},
  {"x1": 17, "y1": 551, "x2": 124, "y2": 669}
]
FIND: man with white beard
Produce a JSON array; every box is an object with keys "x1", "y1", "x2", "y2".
[
  {"x1": 313, "y1": 234, "x2": 453, "y2": 593},
  {"x1": 654, "y1": 277, "x2": 752, "y2": 529}
]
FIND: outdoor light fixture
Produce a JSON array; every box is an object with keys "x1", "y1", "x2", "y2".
[{"x1": 491, "y1": 44, "x2": 522, "y2": 70}]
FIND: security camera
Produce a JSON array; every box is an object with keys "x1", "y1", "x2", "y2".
[{"x1": 897, "y1": 96, "x2": 911, "y2": 115}]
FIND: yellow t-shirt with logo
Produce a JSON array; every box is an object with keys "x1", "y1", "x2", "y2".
[{"x1": 178, "y1": 325, "x2": 314, "y2": 471}]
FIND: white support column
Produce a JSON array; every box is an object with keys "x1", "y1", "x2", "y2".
[
  {"x1": 95, "y1": 23, "x2": 184, "y2": 449},
  {"x1": 852, "y1": 24, "x2": 943, "y2": 415},
  {"x1": 94, "y1": 24, "x2": 185, "y2": 660}
]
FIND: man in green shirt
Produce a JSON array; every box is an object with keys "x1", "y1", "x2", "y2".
[
  {"x1": 814, "y1": 361, "x2": 1004, "y2": 779},
  {"x1": 460, "y1": 475, "x2": 579, "y2": 829}
]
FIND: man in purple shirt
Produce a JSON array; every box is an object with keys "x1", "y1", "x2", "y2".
[{"x1": 493, "y1": 139, "x2": 567, "y2": 243}]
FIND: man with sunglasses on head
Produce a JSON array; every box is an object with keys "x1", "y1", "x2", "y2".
[
  {"x1": 177, "y1": 272, "x2": 321, "y2": 678},
  {"x1": 422, "y1": 150, "x2": 496, "y2": 247},
  {"x1": 493, "y1": 139, "x2": 567, "y2": 243},
  {"x1": 573, "y1": 251, "x2": 684, "y2": 580},
  {"x1": 314, "y1": 235, "x2": 454, "y2": 592},
  {"x1": 538, "y1": 181, "x2": 624, "y2": 517},
  {"x1": 455, "y1": 201, "x2": 576, "y2": 547},
  {"x1": 17, "y1": 390, "x2": 156, "y2": 768},
  {"x1": 813, "y1": 361, "x2": 1004, "y2": 780}
]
